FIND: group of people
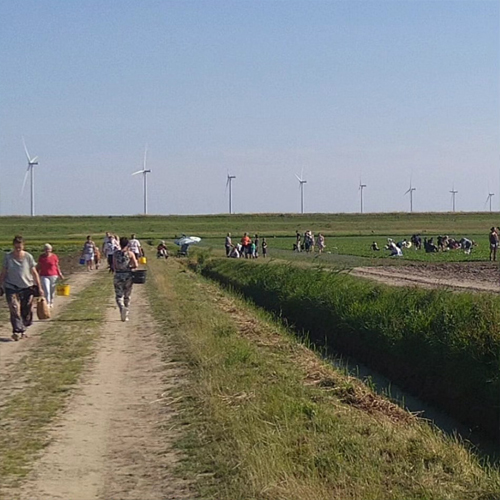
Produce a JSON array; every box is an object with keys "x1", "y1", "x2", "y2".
[
  {"x1": 371, "y1": 232, "x2": 483, "y2": 257},
  {"x1": 0, "y1": 231, "x2": 148, "y2": 341},
  {"x1": 0, "y1": 236, "x2": 64, "y2": 340},
  {"x1": 225, "y1": 233, "x2": 268, "y2": 259},
  {"x1": 91, "y1": 232, "x2": 145, "y2": 272},
  {"x1": 294, "y1": 230, "x2": 326, "y2": 254}
]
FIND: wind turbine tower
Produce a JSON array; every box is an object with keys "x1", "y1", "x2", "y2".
[
  {"x1": 486, "y1": 192, "x2": 495, "y2": 213},
  {"x1": 404, "y1": 181, "x2": 416, "y2": 213},
  {"x1": 132, "y1": 145, "x2": 152, "y2": 215},
  {"x1": 22, "y1": 138, "x2": 39, "y2": 217},
  {"x1": 226, "y1": 173, "x2": 236, "y2": 214},
  {"x1": 359, "y1": 181, "x2": 367, "y2": 214},
  {"x1": 450, "y1": 187, "x2": 458, "y2": 212},
  {"x1": 295, "y1": 172, "x2": 307, "y2": 214}
]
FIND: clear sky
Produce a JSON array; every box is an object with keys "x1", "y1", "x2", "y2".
[{"x1": 1, "y1": 0, "x2": 498, "y2": 215}]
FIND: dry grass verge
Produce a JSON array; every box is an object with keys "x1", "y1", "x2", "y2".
[{"x1": 147, "y1": 256, "x2": 500, "y2": 500}]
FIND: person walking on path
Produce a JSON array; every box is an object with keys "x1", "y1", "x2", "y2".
[
  {"x1": 489, "y1": 227, "x2": 499, "y2": 261},
  {"x1": 128, "y1": 234, "x2": 143, "y2": 260},
  {"x1": 102, "y1": 232, "x2": 117, "y2": 272},
  {"x1": 113, "y1": 236, "x2": 138, "y2": 322},
  {"x1": 0, "y1": 235, "x2": 44, "y2": 340},
  {"x1": 81, "y1": 236, "x2": 97, "y2": 271},
  {"x1": 37, "y1": 243, "x2": 64, "y2": 308}
]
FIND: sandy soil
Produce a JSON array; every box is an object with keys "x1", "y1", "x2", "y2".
[
  {"x1": 8, "y1": 285, "x2": 191, "y2": 500},
  {"x1": 351, "y1": 262, "x2": 500, "y2": 292}
]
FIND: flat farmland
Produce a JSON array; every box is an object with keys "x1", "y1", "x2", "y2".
[
  {"x1": 2, "y1": 213, "x2": 500, "y2": 499},
  {"x1": 0, "y1": 211, "x2": 498, "y2": 240}
]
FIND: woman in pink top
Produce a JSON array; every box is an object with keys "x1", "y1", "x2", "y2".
[{"x1": 37, "y1": 243, "x2": 64, "y2": 308}]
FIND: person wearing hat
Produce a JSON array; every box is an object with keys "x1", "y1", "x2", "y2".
[{"x1": 37, "y1": 243, "x2": 64, "y2": 308}]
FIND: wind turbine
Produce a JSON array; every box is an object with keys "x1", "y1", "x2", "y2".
[
  {"x1": 404, "y1": 179, "x2": 416, "y2": 213},
  {"x1": 226, "y1": 173, "x2": 236, "y2": 214},
  {"x1": 21, "y1": 138, "x2": 39, "y2": 217},
  {"x1": 486, "y1": 192, "x2": 495, "y2": 213},
  {"x1": 295, "y1": 171, "x2": 307, "y2": 214},
  {"x1": 449, "y1": 186, "x2": 458, "y2": 212},
  {"x1": 132, "y1": 145, "x2": 151, "y2": 215},
  {"x1": 359, "y1": 180, "x2": 367, "y2": 214}
]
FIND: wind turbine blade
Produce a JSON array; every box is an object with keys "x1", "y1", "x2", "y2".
[
  {"x1": 22, "y1": 137, "x2": 31, "y2": 162},
  {"x1": 132, "y1": 170, "x2": 144, "y2": 176},
  {"x1": 295, "y1": 174, "x2": 302, "y2": 182},
  {"x1": 404, "y1": 188, "x2": 411, "y2": 195},
  {"x1": 31, "y1": 156, "x2": 38, "y2": 164},
  {"x1": 21, "y1": 168, "x2": 30, "y2": 196},
  {"x1": 143, "y1": 145, "x2": 148, "y2": 170}
]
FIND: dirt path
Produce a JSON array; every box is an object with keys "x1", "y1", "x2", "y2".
[
  {"x1": 351, "y1": 265, "x2": 500, "y2": 293},
  {"x1": 16, "y1": 285, "x2": 191, "y2": 500}
]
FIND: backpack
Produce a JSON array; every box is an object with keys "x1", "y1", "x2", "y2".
[{"x1": 114, "y1": 250, "x2": 131, "y2": 272}]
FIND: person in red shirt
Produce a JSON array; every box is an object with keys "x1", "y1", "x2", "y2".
[
  {"x1": 241, "y1": 233, "x2": 251, "y2": 258},
  {"x1": 37, "y1": 244, "x2": 64, "y2": 308}
]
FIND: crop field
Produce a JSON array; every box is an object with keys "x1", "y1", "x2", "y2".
[{"x1": 259, "y1": 234, "x2": 491, "y2": 262}]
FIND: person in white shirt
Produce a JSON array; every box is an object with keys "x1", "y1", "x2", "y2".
[
  {"x1": 128, "y1": 234, "x2": 142, "y2": 260},
  {"x1": 102, "y1": 232, "x2": 115, "y2": 271}
]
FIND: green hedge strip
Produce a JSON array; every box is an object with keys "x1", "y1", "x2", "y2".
[{"x1": 200, "y1": 259, "x2": 500, "y2": 440}]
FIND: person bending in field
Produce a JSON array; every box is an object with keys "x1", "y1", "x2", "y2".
[
  {"x1": 489, "y1": 227, "x2": 499, "y2": 261},
  {"x1": 113, "y1": 236, "x2": 138, "y2": 322},
  {"x1": 371, "y1": 241, "x2": 380, "y2": 251}
]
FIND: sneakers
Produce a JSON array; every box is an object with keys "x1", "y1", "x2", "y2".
[
  {"x1": 120, "y1": 307, "x2": 129, "y2": 322},
  {"x1": 11, "y1": 332, "x2": 19, "y2": 341}
]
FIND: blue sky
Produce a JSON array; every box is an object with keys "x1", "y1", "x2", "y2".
[{"x1": 0, "y1": 0, "x2": 498, "y2": 215}]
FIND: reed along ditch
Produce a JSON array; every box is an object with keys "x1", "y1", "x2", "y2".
[{"x1": 197, "y1": 259, "x2": 500, "y2": 450}]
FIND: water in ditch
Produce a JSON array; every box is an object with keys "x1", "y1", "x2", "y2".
[{"x1": 328, "y1": 353, "x2": 500, "y2": 463}]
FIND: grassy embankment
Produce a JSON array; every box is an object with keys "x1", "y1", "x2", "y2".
[
  {"x1": 0, "y1": 274, "x2": 112, "y2": 491},
  {"x1": 146, "y1": 253, "x2": 500, "y2": 500},
  {"x1": 198, "y1": 258, "x2": 500, "y2": 441}
]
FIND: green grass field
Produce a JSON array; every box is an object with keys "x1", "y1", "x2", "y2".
[
  {"x1": 0, "y1": 212, "x2": 497, "y2": 240},
  {"x1": 0, "y1": 212, "x2": 496, "y2": 264}
]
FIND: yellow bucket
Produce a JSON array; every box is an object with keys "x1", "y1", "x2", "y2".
[
  {"x1": 56, "y1": 284, "x2": 70, "y2": 297},
  {"x1": 139, "y1": 256, "x2": 147, "y2": 265}
]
